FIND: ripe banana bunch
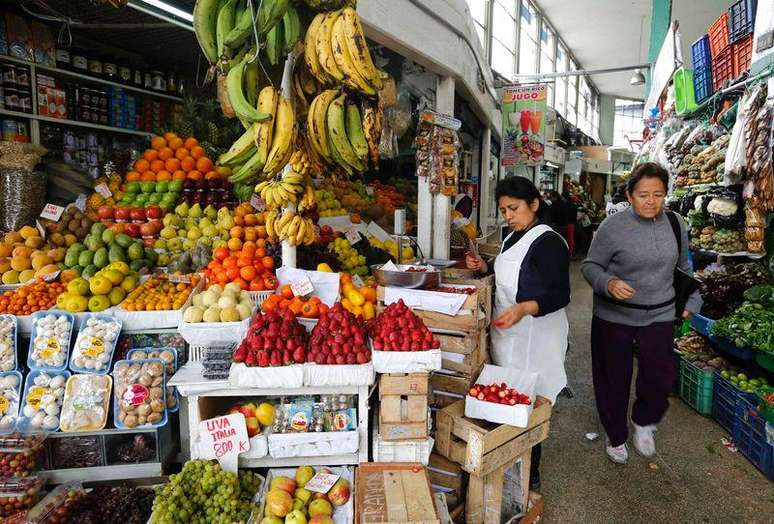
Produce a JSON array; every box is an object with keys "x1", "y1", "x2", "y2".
[
  {"x1": 292, "y1": 58, "x2": 322, "y2": 119},
  {"x1": 302, "y1": 0, "x2": 355, "y2": 11},
  {"x1": 307, "y1": 89, "x2": 369, "y2": 175},
  {"x1": 268, "y1": 210, "x2": 316, "y2": 246},
  {"x1": 304, "y1": 8, "x2": 383, "y2": 95},
  {"x1": 254, "y1": 170, "x2": 305, "y2": 211},
  {"x1": 361, "y1": 97, "x2": 383, "y2": 170},
  {"x1": 289, "y1": 149, "x2": 310, "y2": 176},
  {"x1": 297, "y1": 182, "x2": 317, "y2": 213}
]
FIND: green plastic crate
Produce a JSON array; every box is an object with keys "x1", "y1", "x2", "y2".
[
  {"x1": 755, "y1": 351, "x2": 774, "y2": 373},
  {"x1": 755, "y1": 386, "x2": 774, "y2": 424},
  {"x1": 679, "y1": 357, "x2": 714, "y2": 415}
]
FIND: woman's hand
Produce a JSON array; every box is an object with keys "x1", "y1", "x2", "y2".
[
  {"x1": 608, "y1": 279, "x2": 636, "y2": 301},
  {"x1": 493, "y1": 302, "x2": 538, "y2": 329},
  {"x1": 681, "y1": 309, "x2": 693, "y2": 320},
  {"x1": 465, "y1": 252, "x2": 487, "y2": 273}
]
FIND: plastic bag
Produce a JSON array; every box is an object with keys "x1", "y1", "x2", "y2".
[{"x1": 60, "y1": 374, "x2": 112, "y2": 432}]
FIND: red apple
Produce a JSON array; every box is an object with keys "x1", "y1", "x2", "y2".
[
  {"x1": 245, "y1": 416, "x2": 261, "y2": 437},
  {"x1": 145, "y1": 205, "x2": 163, "y2": 220},
  {"x1": 124, "y1": 223, "x2": 141, "y2": 238},
  {"x1": 114, "y1": 207, "x2": 131, "y2": 221},
  {"x1": 97, "y1": 205, "x2": 114, "y2": 219},
  {"x1": 129, "y1": 207, "x2": 147, "y2": 222}
]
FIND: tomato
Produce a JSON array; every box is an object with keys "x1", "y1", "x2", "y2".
[
  {"x1": 261, "y1": 256, "x2": 275, "y2": 270},
  {"x1": 301, "y1": 302, "x2": 319, "y2": 318},
  {"x1": 225, "y1": 267, "x2": 240, "y2": 281},
  {"x1": 235, "y1": 277, "x2": 249, "y2": 290},
  {"x1": 240, "y1": 266, "x2": 257, "y2": 281},
  {"x1": 249, "y1": 279, "x2": 265, "y2": 291},
  {"x1": 214, "y1": 246, "x2": 229, "y2": 261},
  {"x1": 263, "y1": 275, "x2": 279, "y2": 290},
  {"x1": 280, "y1": 284, "x2": 294, "y2": 300}
]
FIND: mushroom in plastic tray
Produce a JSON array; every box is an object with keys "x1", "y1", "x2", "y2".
[
  {"x1": 127, "y1": 347, "x2": 179, "y2": 412},
  {"x1": 59, "y1": 374, "x2": 113, "y2": 432},
  {"x1": 0, "y1": 315, "x2": 17, "y2": 372},
  {"x1": 19, "y1": 370, "x2": 70, "y2": 432},
  {"x1": 0, "y1": 371, "x2": 22, "y2": 432},
  {"x1": 28, "y1": 311, "x2": 74, "y2": 372},
  {"x1": 112, "y1": 359, "x2": 168, "y2": 429},
  {"x1": 69, "y1": 314, "x2": 122, "y2": 374}
]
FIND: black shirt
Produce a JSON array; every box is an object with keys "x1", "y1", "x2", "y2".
[{"x1": 494, "y1": 226, "x2": 571, "y2": 317}]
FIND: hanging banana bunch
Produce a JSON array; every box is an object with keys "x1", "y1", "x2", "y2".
[
  {"x1": 265, "y1": 209, "x2": 316, "y2": 246},
  {"x1": 254, "y1": 170, "x2": 305, "y2": 211}
]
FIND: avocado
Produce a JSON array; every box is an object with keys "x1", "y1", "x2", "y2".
[
  {"x1": 78, "y1": 250, "x2": 94, "y2": 267},
  {"x1": 130, "y1": 259, "x2": 150, "y2": 272},
  {"x1": 108, "y1": 245, "x2": 126, "y2": 263},
  {"x1": 81, "y1": 264, "x2": 98, "y2": 280},
  {"x1": 115, "y1": 234, "x2": 133, "y2": 248},
  {"x1": 127, "y1": 242, "x2": 144, "y2": 261},
  {"x1": 93, "y1": 247, "x2": 108, "y2": 269},
  {"x1": 101, "y1": 229, "x2": 115, "y2": 244},
  {"x1": 90, "y1": 222, "x2": 106, "y2": 236},
  {"x1": 64, "y1": 251, "x2": 80, "y2": 268}
]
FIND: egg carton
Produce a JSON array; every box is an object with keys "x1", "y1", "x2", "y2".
[
  {"x1": 27, "y1": 311, "x2": 74, "y2": 373},
  {"x1": 18, "y1": 370, "x2": 71, "y2": 432},
  {"x1": 0, "y1": 371, "x2": 23, "y2": 434},
  {"x1": 112, "y1": 359, "x2": 168, "y2": 429},
  {"x1": 202, "y1": 361, "x2": 231, "y2": 373},
  {"x1": 0, "y1": 315, "x2": 17, "y2": 372},
  {"x1": 201, "y1": 369, "x2": 230, "y2": 381},
  {"x1": 68, "y1": 314, "x2": 122, "y2": 375}
]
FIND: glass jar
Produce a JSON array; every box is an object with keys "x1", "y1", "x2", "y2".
[
  {"x1": 133, "y1": 66, "x2": 143, "y2": 87},
  {"x1": 166, "y1": 71, "x2": 177, "y2": 94},
  {"x1": 103, "y1": 59, "x2": 118, "y2": 80},
  {"x1": 55, "y1": 48, "x2": 71, "y2": 69},
  {"x1": 118, "y1": 63, "x2": 132, "y2": 85},
  {"x1": 144, "y1": 71, "x2": 153, "y2": 90},
  {"x1": 71, "y1": 48, "x2": 88, "y2": 72},
  {"x1": 150, "y1": 71, "x2": 166, "y2": 92},
  {"x1": 87, "y1": 54, "x2": 104, "y2": 77}
]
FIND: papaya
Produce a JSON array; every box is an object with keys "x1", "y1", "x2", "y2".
[
  {"x1": 115, "y1": 234, "x2": 132, "y2": 248},
  {"x1": 64, "y1": 251, "x2": 80, "y2": 268},
  {"x1": 93, "y1": 247, "x2": 108, "y2": 268},
  {"x1": 78, "y1": 250, "x2": 94, "y2": 268},
  {"x1": 81, "y1": 264, "x2": 98, "y2": 280}
]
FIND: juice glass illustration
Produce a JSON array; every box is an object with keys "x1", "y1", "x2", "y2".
[
  {"x1": 529, "y1": 110, "x2": 543, "y2": 134},
  {"x1": 519, "y1": 109, "x2": 532, "y2": 133}
]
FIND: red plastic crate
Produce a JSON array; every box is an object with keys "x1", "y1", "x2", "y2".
[
  {"x1": 712, "y1": 46, "x2": 735, "y2": 91},
  {"x1": 708, "y1": 12, "x2": 730, "y2": 58},
  {"x1": 732, "y1": 34, "x2": 754, "y2": 76}
]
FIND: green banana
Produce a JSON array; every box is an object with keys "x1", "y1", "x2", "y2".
[
  {"x1": 265, "y1": 22, "x2": 284, "y2": 66},
  {"x1": 327, "y1": 94, "x2": 364, "y2": 172},
  {"x1": 215, "y1": 0, "x2": 237, "y2": 59},
  {"x1": 223, "y1": 1, "x2": 254, "y2": 50},
  {"x1": 229, "y1": 149, "x2": 265, "y2": 182},
  {"x1": 244, "y1": 57, "x2": 259, "y2": 106},
  {"x1": 193, "y1": 0, "x2": 221, "y2": 65},
  {"x1": 345, "y1": 101, "x2": 368, "y2": 162},
  {"x1": 327, "y1": 133, "x2": 353, "y2": 176},
  {"x1": 226, "y1": 56, "x2": 271, "y2": 123},
  {"x1": 257, "y1": 0, "x2": 290, "y2": 37},
  {"x1": 219, "y1": 124, "x2": 258, "y2": 166},
  {"x1": 282, "y1": 5, "x2": 301, "y2": 54}
]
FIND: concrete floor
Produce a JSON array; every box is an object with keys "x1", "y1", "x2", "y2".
[{"x1": 540, "y1": 263, "x2": 774, "y2": 524}]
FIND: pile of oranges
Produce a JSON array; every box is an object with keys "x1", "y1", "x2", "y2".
[
  {"x1": 126, "y1": 133, "x2": 225, "y2": 183},
  {"x1": 226, "y1": 204, "x2": 268, "y2": 252},
  {"x1": 262, "y1": 286, "x2": 330, "y2": 319},
  {"x1": 205, "y1": 241, "x2": 278, "y2": 292},
  {"x1": 121, "y1": 274, "x2": 200, "y2": 311},
  {"x1": 0, "y1": 279, "x2": 66, "y2": 315}
]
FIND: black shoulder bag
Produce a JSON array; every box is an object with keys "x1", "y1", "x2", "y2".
[{"x1": 665, "y1": 211, "x2": 701, "y2": 317}]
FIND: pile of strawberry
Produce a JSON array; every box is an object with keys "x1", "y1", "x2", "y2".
[
  {"x1": 367, "y1": 299, "x2": 440, "y2": 351},
  {"x1": 468, "y1": 383, "x2": 531, "y2": 406},
  {"x1": 308, "y1": 303, "x2": 371, "y2": 365},
  {"x1": 233, "y1": 308, "x2": 307, "y2": 367}
]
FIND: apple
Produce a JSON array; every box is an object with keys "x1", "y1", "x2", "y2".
[
  {"x1": 129, "y1": 207, "x2": 147, "y2": 222},
  {"x1": 115, "y1": 207, "x2": 131, "y2": 221},
  {"x1": 124, "y1": 223, "x2": 141, "y2": 238},
  {"x1": 145, "y1": 205, "x2": 163, "y2": 220},
  {"x1": 245, "y1": 416, "x2": 261, "y2": 437},
  {"x1": 97, "y1": 206, "x2": 114, "y2": 219}
]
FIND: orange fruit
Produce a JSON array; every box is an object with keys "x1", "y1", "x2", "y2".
[
  {"x1": 229, "y1": 226, "x2": 244, "y2": 239},
  {"x1": 134, "y1": 159, "x2": 150, "y2": 173},
  {"x1": 223, "y1": 256, "x2": 238, "y2": 269},
  {"x1": 165, "y1": 158, "x2": 180, "y2": 172},
  {"x1": 126, "y1": 171, "x2": 141, "y2": 182},
  {"x1": 195, "y1": 157, "x2": 213, "y2": 173},
  {"x1": 190, "y1": 146, "x2": 205, "y2": 159},
  {"x1": 187, "y1": 170, "x2": 202, "y2": 181},
  {"x1": 151, "y1": 136, "x2": 166, "y2": 150},
  {"x1": 244, "y1": 214, "x2": 257, "y2": 226},
  {"x1": 169, "y1": 137, "x2": 184, "y2": 150},
  {"x1": 175, "y1": 148, "x2": 190, "y2": 160},
  {"x1": 150, "y1": 159, "x2": 165, "y2": 173},
  {"x1": 239, "y1": 266, "x2": 256, "y2": 282},
  {"x1": 244, "y1": 228, "x2": 256, "y2": 241},
  {"x1": 172, "y1": 170, "x2": 186, "y2": 181},
  {"x1": 163, "y1": 132, "x2": 178, "y2": 142},
  {"x1": 140, "y1": 172, "x2": 156, "y2": 182},
  {"x1": 143, "y1": 149, "x2": 158, "y2": 162},
  {"x1": 204, "y1": 170, "x2": 218, "y2": 180},
  {"x1": 180, "y1": 157, "x2": 195, "y2": 172},
  {"x1": 241, "y1": 242, "x2": 256, "y2": 256},
  {"x1": 234, "y1": 215, "x2": 244, "y2": 226},
  {"x1": 156, "y1": 170, "x2": 172, "y2": 181},
  {"x1": 184, "y1": 137, "x2": 199, "y2": 149},
  {"x1": 227, "y1": 238, "x2": 242, "y2": 251},
  {"x1": 225, "y1": 267, "x2": 239, "y2": 281},
  {"x1": 158, "y1": 147, "x2": 174, "y2": 161}
]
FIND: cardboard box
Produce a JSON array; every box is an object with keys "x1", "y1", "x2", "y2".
[{"x1": 464, "y1": 364, "x2": 538, "y2": 427}]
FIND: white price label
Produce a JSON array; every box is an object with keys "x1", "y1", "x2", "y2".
[
  {"x1": 39, "y1": 203, "x2": 65, "y2": 221},
  {"x1": 345, "y1": 227, "x2": 362, "y2": 245},
  {"x1": 352, "y1": 274, "x2": 364, "y2": 287},
  {"x1": 290, "y1": 275, "x2": 314, "y2": 297},
  {"x1": 198, "y1": 414, "x2": 250, "y2": 474},
  {"x1": 303, "y1": 472, "x2": 340, "y2": 494},
  {"x1": 365, "y1": 186, "x2": 374, "y2": 196},
  {"x1": 250, "y1": 194, "x2": 265, "y2": 212},
  {"x1": 95, "y1": 183, "x2": 112, "y2": 198}
]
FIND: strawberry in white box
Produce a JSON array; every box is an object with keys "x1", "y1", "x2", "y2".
[{"x1": 464, "y1": 364, "x2": 538, "y2": 427}]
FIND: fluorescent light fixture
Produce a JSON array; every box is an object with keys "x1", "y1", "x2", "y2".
[{"x1": 130, "y1": 0, "x2": 193, "y2": 22}]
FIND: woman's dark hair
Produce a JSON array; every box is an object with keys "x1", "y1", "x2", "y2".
[
  {"x1": 495, "y1": 176, "x2": 548, "y2": 221},
  {"x1": 626, "y1": 162, "x2": 669, "y2": 194}
]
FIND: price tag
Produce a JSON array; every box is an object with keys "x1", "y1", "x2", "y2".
[
  {"x1": 352, "y1": 274, "x2": 364, "y2": 287},
  {"x1": 167, "y1": 273, "x2": 193, "y2": 284},
  {"x1": 95, "y1": 183, "x2": 112, "y2": 198},
  {"x1": 290, "y1": 275, "x2": 314, "y2": 297},
  {"x1": 250, "y1": 194, "x2": 266, "y2": 212},
  {"x1": 345, "y1": 227, "x2": 362, "y2": 245},
  {"x1": 122, "y1": 384, "x2": 149, "y2": 406},
  {"x1": 198, "y1": 414, "x2": 249, "y2": 474},
  {"x1": 303, "y1": 472, "x2": 341, "y2": 494},
  {"x1": 27, "y1": 386, "x2": 47, "y2": 410},
  {"x1": 0, "y1": 397, "x2": 8, "y2": 416},
  {"x1": 84, "y1": 337, "x2": 105, "y2": 358},
  {"x1": 40, "y1": 338, "x2": 60, "y2": 359},
  {"x1": 39, "y1": 203, "x2": 65, "y2": 221}
]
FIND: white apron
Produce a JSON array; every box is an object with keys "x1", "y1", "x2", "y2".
[{"x1": 491, "y1": 224, "x2": 569, "y2": 404}]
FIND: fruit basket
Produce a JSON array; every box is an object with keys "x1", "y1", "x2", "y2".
[
  {"x1": 178, "y1": 283, "x2": 257, "y2": 347},
  {"x1": 114, "y1": 274, "x2": 202, "y2": 331}
]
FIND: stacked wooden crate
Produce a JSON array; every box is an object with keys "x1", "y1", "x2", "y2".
[
  {"x1": 378, "y1": 372, "x2": 430, "y2": 441},
  {"x1": 435, "y1": 398, "x2": 551, "y2": 524}
]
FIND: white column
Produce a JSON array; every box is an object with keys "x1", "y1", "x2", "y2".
[
  {"x1": 417, "y1": 176, "x2": 433, "y2": 259},
  {"x1": 279, "y1": 52, "x2": 298, "y2": 268},
  {"x1": 432, "y1": 75, "x2": 455, "y2": 259},
  {"x1": 479, "y1": 127, "x2": 492, "y2": 239}
]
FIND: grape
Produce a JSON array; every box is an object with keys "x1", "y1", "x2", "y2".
[{"x1": 150, "y1": 460, "x2": 262, "y2": 523}]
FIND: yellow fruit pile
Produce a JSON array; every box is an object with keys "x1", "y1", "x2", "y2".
[
  {"x1": 0, "y1": 226, "x2": 63, "y2": 285},
  {"x1": 56, "y1": 261, "x2": 139, "y2": 313}
]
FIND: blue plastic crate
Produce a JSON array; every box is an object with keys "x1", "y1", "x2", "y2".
[
  {"x1": 693, "y1": 313, "x2": 756, "y2": 361},
  {"x1": 691, "y1": 35, "x2": 713, "y2": 71},
  {"x1": 712, "y1": 373, "x2": 756, "y2": 433},
  {"x1": 693, "y1": 65, "x2": 714, "y2": 103},
  {"x1": 728, "y1": 0, "x2": 757, "y2": 43},
  {"x1": 733, "y1": 395, "x2": 774, "y2": 480},
  {"x1": 690, "y1": 313, "x2": 713, "y2": 337}
]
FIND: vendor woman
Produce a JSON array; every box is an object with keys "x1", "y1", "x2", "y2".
[{"x1": 466, "y1": 176, "x2": 570, "y2": 489}]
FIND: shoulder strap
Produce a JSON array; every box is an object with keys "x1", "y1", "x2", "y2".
[{"x1": 665, "y1": 211, "x2": 681, "y2": 263}]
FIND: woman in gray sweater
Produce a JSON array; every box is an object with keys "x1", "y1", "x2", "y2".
[{"x1": 581, "y1": 163, "x2": 702, "y2": 464}]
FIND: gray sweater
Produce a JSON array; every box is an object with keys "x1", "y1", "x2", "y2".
[{"x1": 581, "y1": 208, "x2": 702, "y2": 326}]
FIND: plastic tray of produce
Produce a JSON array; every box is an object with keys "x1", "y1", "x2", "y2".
[
  {"x1": 69, "y1": 313, "x2": 122, "y2": 375},
  {"x1": 27, "y1": 310, "x2": 74, "y2": 372},
  {"x1": 0, "y1": 476, "x2": 44, "y2": 517},
  {"x1": 0, "y1": 371, "x2": 23, "y2": 433},
  {"x1": 49, "y1": 435, "x2": 106, "y2": 468},
  {"x1": 127, "y1": 348, "x2": 179, "y2": 412},
  {"x1": 0, "y1": 432, "x2": 47, "y2": 478},
  {"x1": 112, "y1": 359, "x2": 168, "y2": 429},
  {"x1": 18, "y1": 370, "x2": 70, "y2": 432},
  {"x1": 0, "y1": 315, "x2": 18, "y2": 372}
]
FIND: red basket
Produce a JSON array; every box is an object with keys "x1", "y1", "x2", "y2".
[
  {"x1": 708, "y1": 12, "x2": 730, "y2": 58},
  {"x1": 712, "y1": 46, "x2": 735, "y2": 91},
  {"x1": 732, "y1": 34, "x2": 754, "y2": 76}
]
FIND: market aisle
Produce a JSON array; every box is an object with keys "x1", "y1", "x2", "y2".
[{"x1": 541, "y1": 262, "x2": 774, "y2": 523}]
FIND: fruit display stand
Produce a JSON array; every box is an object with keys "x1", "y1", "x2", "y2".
[{"x1": 354, "y1": 462, "x2": 440, "y2": 524}]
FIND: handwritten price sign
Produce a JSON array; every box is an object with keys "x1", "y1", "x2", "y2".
[{"x1": 198, "y1": 413, "x2": 250, "y2": 473}]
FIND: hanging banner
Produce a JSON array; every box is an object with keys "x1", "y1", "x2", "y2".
[{"x1": 501, "y1": 84, "x2": 547, "y2": 166}]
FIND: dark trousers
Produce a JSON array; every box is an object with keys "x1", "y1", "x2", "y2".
[{"x1": 590, "y1": 316, "x2": 677, "y2": 447}]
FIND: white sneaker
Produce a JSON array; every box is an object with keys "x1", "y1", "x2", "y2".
[
  {"x1": 632, "y1": 423, "x2": 657, "y2": 457},
  {"x1": 605, "y1": 440, "x2": 629, "y2": 464}
]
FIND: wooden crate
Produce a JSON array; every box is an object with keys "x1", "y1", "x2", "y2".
[
  {"x1": 379, "y1": 373, "x2": 429, "y2": 441},
  {"x1": 466, "y1": 459, "x2": 544, "y2": 524},
  {"x1": 427, "y1": 452, "x2": 464, "y2": 499},
  {"x1": 435, "y1": 398, "x2": 551, "y2": 477},
  {"x1": 435, "y1": 329, "x2": 488, "y2": 375},
  {"x1": 430, "y1": 366, "x2": 483, "y2": 397},
  {"x1": 355, "y1": 462, "x2": 440, "y2": 524}
]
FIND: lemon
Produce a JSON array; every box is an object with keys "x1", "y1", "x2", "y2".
[
  {"x1": 65, "y1": 295, "x2": 88, "y2": 313},
  {"x1": 108, "y1": 287, "x2": 126, "y2": 306}
]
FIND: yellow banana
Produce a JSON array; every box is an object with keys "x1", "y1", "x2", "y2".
[
  {"x1": 331, "y1": 14, "x2": 376, "y2": 95},
  {"x1": 309, "y1": 90, "x2": 338, "y2": 162},
  {"x1": 327, "y1": 93, "x2": 364, "y2": 172},
  {"x1": 254, "y1": 86, "x2": 279, "y2": 168},
  {"x1": 220, "y1": 124, "x2": 258, "y2": 166},
  {"x1": 295, "y1": 218, "x2": 307, "y2": 246},
  {"x1": 276, "y1": 210, "x2": 295, "y2": 232},
  {"x1": 305, "y1": 13, "x2": 329, "y2": 84},
  {"x1": 315, "y1": 11, "x2": 344, "y2": 83},
  {"x1": 341, "y1": 7, "x2": 383, "y2": 91},
  {"x1": 265, "y1": 209, "x2": 277, "y2": 238},
  {"x1": 264, "y1": 96, "x2": 295, "y2": 175}
]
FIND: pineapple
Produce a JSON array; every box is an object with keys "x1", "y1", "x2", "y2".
[
  {"x1": 175, "y1": 96, "x2": 198, "y2": 138},
  {"x1": 87, "y1": 193, "x2": 105, "y2": 210},
  {"x1": 207, "y1": 122, "x2": 220, "y2": 145}
]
